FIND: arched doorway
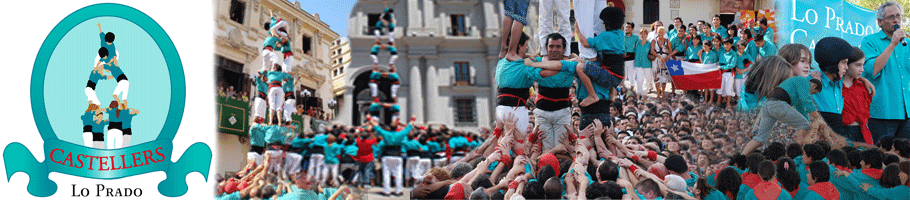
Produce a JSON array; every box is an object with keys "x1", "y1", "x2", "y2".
[{"x1": 351, "y1": 71, "x2": 395, "y2": 126}]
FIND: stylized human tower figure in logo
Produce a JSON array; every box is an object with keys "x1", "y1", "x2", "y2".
[
  {"x1": 368, "y1": 1, "x2": 400, "y2": 125},
  {"x1": 82, "y1": 22, "x2": 139, "y2": 149}
]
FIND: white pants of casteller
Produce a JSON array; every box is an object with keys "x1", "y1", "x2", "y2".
[
  {"x1": 308, "y1": 153, "x2": 326, "y2": 181},
  {"x1": 265, "y1": 150, "x2": 283, "y2": 174},
  {"x1": 624, "y1": 60, "x2": 636, "y2": 88},
  {"x1": 246, "y1": 152, "x2": 263, "y2": 166},
  {"x1": 107, "y1": 128, "x2": 123, "y2": 149},
  {"x1": 268, "y1": 87, "x2": 285, "y2": 112},
  {"x1": 534, "y1": 107, "x2": 571, "y2": 150},
  {"x1": 284, "y1": 152, "x2": 302, "y2": 176},
  {"x1": 538, "y1": 0, "x2": 571, "y2": 57},
  {"x1": 382, "y1": 156, "x2": 403, "y2": 194},
  {"x1": 261, "y1": 49, "x2": 281, "y2": 71},
  {"x1": 433, "y1": 157, "x2": 447, "y2": 168},
  {"x1": 449, "y1": 156, "x2": 464, "y2": 165},
  {"x1": 573, "y1": 0, "x2": 608, "y2": 59},
  {"x1": 717, "y1": 72, "x2": 735, "y2": 97},
  {"x1": 253, "y1": 97, "x2": 267, "y2": 119},
  {"x1": 405, "y1": 156, "x2": 420, "y2": 180},
  {"x1": 283, "y1": 99, "x2": 297, "y2": 122},
  {"x1": 323, "y1": 163, "x2": 339, "y2": 186},
  {"x1": 85, "y1": 87, "x2": 101, "y2": 106},
  {"x1": 496, "y1": 105, "x2": 530, "y2": 134},
  {"x1": 374, "y1": 29, "x2": 395, "y2": 42},
  {"x1": 633, "y1": 67, "x2": 654, "y2": 95},
  {"x1": 369, "y1": 83, "x2": 378, "y2": 97},
  {"x1": 391, "y1": 84, "x2": 400, "y2": 98},
  {"x1": 282, "y1": 55, "x2": 294, "y2": 73},
  {"x1": 414, "y1": 158, "x2": 431, "y2": 182},
  {"x1": 83, "y1": 132, "x2": 94, "y2": 147},
  {"x1": 113, "y1": 80, "x2": 129, "y2": 101}
]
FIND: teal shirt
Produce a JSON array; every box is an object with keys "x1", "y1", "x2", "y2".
[
  {"x1": 373, "y1": 124, "x2": 413, "y2": 146},
  {"x1": 368, "y1": 103, "x2": 381, "y2": 113},
  {"x1": 388, "y1": 73, "x2": 400, "y2": 81},
  {"x1": 624, "y1": 34, "x2": 641, "y2": 53},
  {"x1": 263, "y1": 36, "x2": 280, "y2": 49},
  {"x1": 100, "y1": 33, "x2": 116, "y2": 57},
  {"x1": 735, "y1": 52, "x2": 749, "y2": 79},
  {"x1": 529, "y1": 57, "x2": 576, "y2": 88},
  {"x1": 685, "y1": 45, "x2": 701, "y2": 61},
  {"x1": 388, "y1": 46, "x2": 397, "y2": 54},
  {"x1": 754, "y1": 27, "x2": 775, "y2": 42},
  {"x1": 81, "y1": 112, "x2": 94, "y2": 127},
  {"x1": 369, "y1": 71, "x2": 382, "y2": 80},
  {"x1": 812, "y1": 73, "x2": 844, "y2": 114},
  {"x1": 495, "y1": 58, "x2": 534, "y2": 89},
  {"x1": 106, "y1": 109, "x2": 122, "y2": 123},
  {"x1": 283, "y1": 77, "x2": 295, "y2": 93},
  {"x1": 324, "y1": 144, "x2": 343, "y2": 164},
  {"x1": 103, "y1": 64, "x2": 125, "y2": 79},
  {"x1": 842, "y1": 170, "x2": 880, "y2": 200},
  {"x1": 861, "y1": 30, "x2": 910, "y2": 119},
  {"x1": 317, "y1": 187, "x2": 342, "y2": 200},
  {"x1": 703, "y1": 189, "x2": 729, "y2": 200},
  {"x1": 789, "y1": 182, "x2": 813, "y2": 200},
  {"x1": 702, "y1": 50, "x2": 719, "y2": 64},
  {"x1": 633, "y1": 41, "x2": 652, "y2": 68},
  {"x1": 389, "y1": 104, "x2": 400, "y2": 113},
  {"x1": 266, "y1": 71, "x2": 291, "y2": 83},
  {"x1": 778, "y1": 77, "x2": 818, "y2": 120},
  {"x1": 737, "y1": 184, "x2": 752, "y2": 200},
  {"x1": 291, "y1": 138, "x2": 311, "y2": 149},
  {"x1": 90, "y1": 120, "x2": 109, "y2": 133},
  {"x1": 587, "y1": 30, "x2": 625, "y2": 54},
  {"x1": 88, "y1": 69, "x2": 106, "y2": 84},
  {"x1": 119, "y1": 112, "x2": 136, "y2": 129},
  {"x1": 670, "y1": 36, "x2": 689, "y2": 54},
  {"x1": 310, "y1": 134, "x2": 328, "y2": 148},
  {"x1": 343, "y1": 144, "x2": 358, "y2": 156},
  {"x1": 279, "y1": 41, "x2": 292, "y2": 53},
  {"x1": 264, "y1": 125, "x2": 287, "y2": 144},
  {"x1": 866, "y1": 185, "x2": 910, "y2": 200},
  {"x1": 685, "y1": 172, "x2": 699, "y2": 187},
  {"x1": 713, "y1": 27, "x2": 729, "y2": 39},
  {"x1": 371, "y1": 45, "x2": 381, "y2": 54},
  {"x1": 426, "y1": 141, "x2": 441, "y2": 153},
  {"x1": 575, "y1": 63, "x2": 611, "y2": 100},
  {"x1": 719, "y1": 49, "x2": 739, "y2": 70},
  {"x1": 249, "y1": 124, "x2": 267, "y2": 147},
  {"x1": 744, "y1": 40, "x2": 760, "y2": 62},
  {"x1": 255, "y1": 76, "x2": 268, "y2": 94},
  {"x1": 700, "y1": 33, "x2": 712, "y2": 43},
  {"x1": 448, "y1": 136, "x2": 469, "y2": 149},
  {"x1": 216, "y1": 191, "x2": 242, "y2": 200},
  {"x1": 756, "y1": 41, "x2": 778, "y2": 58},
  {"x1": 276, "y1": 187, "x2": 317, "y2": 200}
]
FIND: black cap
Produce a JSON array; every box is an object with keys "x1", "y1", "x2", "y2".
[{"x1": 814, "y1": 37, "x2": 853, "y2": 75}]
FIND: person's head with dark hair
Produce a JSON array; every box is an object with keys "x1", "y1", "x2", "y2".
[
  {"x1": 776, "y1": 157, "x2": 801, "y2": 192},
  {"x1": 803, "y1": 143, "x2": 826, "y2": 164},
  {"x1": 471, "y1": 173, "x2": 493, "y2": 190},
  {"x1": 522, "y1": 180, "x2": 544, "y2": 199},
  {"x1": 826, "y1": 149, "x2": 851, "y2": 169},
  {"x1": 451, "y1": 162, "x2": 472, "y2": 179},
  {"x1": 809, "y1": 79, "x2": 824, "y2": 94},
  {"x1": 543, "y1": 177, "x2": 562, "y2": 199},
  {"x1": 814, "y1": 140, "x2": 832, "y2": 155},
  {"x1": 598, "y1": 159, "x2": 620, "y2": 182},
  {"x1": 764, "y1": 142, "x2": 786, "y2": 161},
  {"x1": 758, "y1": 160, "x2": 777, "y2": 181},
  {"x1": 105, "y1": 32, "x2": 115, "y2": 44},
  {"x1": 264, "y1": 22, "x2": 273, "y2": 31},
  {"x1": 786, "y1": 143, "x2": 804, "y2": 159},
  {"x1": 841, "y1": 146, "x2": 858, "y2": 154},
  {"x1": 664, "y1": 154, "x2": 688, "y2": 175},
  {"x1": 98, "y1": 47, "x2": 109, "y2": 59},
  {"x1": 894, "y1": 138, "x2": 910, "y2": 158},
  {"x1": 599, "y1": 7, "x2": 625, "y2": 31},
  {"x1": 258, "y1": 184, "x2": 277, "y2": 199},
  {"x1": 559, "y1": 159, "x2": 572, "y2": 175},
  {"x1": 807, "y1": 161, "x2": 830, "y2": 185},
  {"x1": 603, "y1": 181, "x2": 624, "y2": 199},
  {"x1": 538, "y1": 165, "x2": 556, "y2": 183},
  {"x1": 716, "y1": 167, "x2": 742, "y2": 198},
  {"x1": 470, "y1": 187, "x2": 490, "y2": 200},
  {"x1": 694, "y1": 177, "x2": 714, "y2": 199},
  {"x1": 880, "y1": 163, "x2": 906, "y2": 188},
  {"x1": 635, "y1": 178, "x2": 663, "y2": 199},
  {"x1": 665, "y1": 192, "x2": 686, "y2": 200},
  {"x1": 747, "y1": 153, "x2": 766, "y2": 173},
  {"x1": 880, "y1": 135, "x2": 896, "y2": 151},
  {"x1": 585, "y1": 181, "x2": 607, "y2": 199},
  {"x1": 884, "y1": 154, "x2": 901, "y2": 166},
  {"x1": 490, "y1": 190, "x2": 505, "y2": 200},
  {"x1": 847, "y1": 150, "x2": 863, "y2": 169},
  {"x1": 814, "y1": 37, "x2": 854, "y2": 81},
  {"x1": 758, "y1": 17, "x2": 769, "y2": 26},
  {"x1": 544, "y1": 33, "x2": 568, "y2": 60},
  {"x1": 729, "y1": 154, "x2": 748, "y2": 170},
  {"x1": 862, "y1": 148, "x2": 885, "y2": 169}
]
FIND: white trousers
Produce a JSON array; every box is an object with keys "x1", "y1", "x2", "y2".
[
  {"x1": 261, "y1": 49, "x2": 281, "y2": 71},
  {"x1": 265, "y1": 150, "x2": 283, "y2": 174},
  {"x1": 390, "y1": 55, "x2": 398, "y2": 65},
  {"x1": 323, "y1": 163, "x2": 339, "y2": 186},
  {"x1": 433, "y1": 157, "x2": 447, "y2": 168},
  {"x1": 632, "y1": 67, "x2": 654, "y2": 95},
  {"x1": 83, "y1": 132, "x2": 94, "y2": 147},
  {"x1": 268, "y1": 87, "x2": 285, "y2": 112},
  {"x1": 284, "y1": 152, "x2": 303, "y2": 175},
  {"x1": 122, "y1": 135, "x2": 131, "y2": 148},
  {"x1": 534, "y1": 107, "x2": 571, "y2": 150},
  {"x1": 405, "y1": 156, "x2": 420, "y2": 180},
  {"x1": 414, "y1": 158, "x2": 432, "y2": 182},
  {"x1": 253, "y1": 97, "x2": 267, "y2": 118},
  {"x1": 624, "y1": 60, "x2": 636, "y2": 88},
  {"x1": 735, "y1": 78, "x2": 746, "y2": 96},
  {"x1": 496, "y1": 105, "x2": 530, "y2": 134},
  {"x1": 717, "y1": 72, "x2": 735, "y2": 96},
  {"x1": 85, "y1": 87, "x2": 101, "y2": 106},
  {"x1": 369, "y1": 83, "x2": 378, "y2": 97},
  {"x1": 370, "y1": 54, "x2": 379, "y2": 64},
  {"x1": 247, "y1": 152, "x2": 263, "y2": 165},
  {"x1": 107, "y1": 128, "x2": 123, "y2": 149},
  {"x1": 573, "y1": 0, "x2": 608, "y2": 59},
  {"x1": 308, "y1": 153, "x2": 326, "y2": 181},
  {"x1": 382, "y1": 156, "x2": 403, "y2": 194},
  {"x1": 538, "y1": 0, "x2": 572, "y2": 57},
  {"x1": 282, "y1": 55, "x2": 294, "y2": 73},
  {"x1": 283, "y1": 98, "x2": 297, "y2": 122},
  {"x1": 113, "y1": 80, "x2": 129, "y2": 101},
  {"x1": 391, "y1": 84, "x2": 400, "y2": 98}
]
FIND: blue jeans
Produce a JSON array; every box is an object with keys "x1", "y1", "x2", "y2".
[
  {"x1": 868, "y1": 118, "x2": 910, "y2": 143},
  {"x1": 357, "y1": 161, "x2": 374, "y2": 185}
]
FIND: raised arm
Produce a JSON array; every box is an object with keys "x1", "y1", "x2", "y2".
[
  {"x1": 575, "y1": 22, "x2": 591, "y2": 48},
  {"x1": 97, "y1": 22, "x2": 103, "y2": 33}
]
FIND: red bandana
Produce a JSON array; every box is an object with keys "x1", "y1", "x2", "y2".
[
  {"x1": 742, "y1": 172, "x2": 763, "y2": 188},
  {"x1": 861, "y1": 168, "x2": 883, "y2": 180},
  {"x1": 752, "y1": 181, "x2": 783, "y2": 200},
  {"x1": 807, "y1": 182, "x2": 839, "y2": 200}
]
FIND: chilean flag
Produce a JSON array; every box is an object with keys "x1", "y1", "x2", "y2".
[{"x1": 666, "y1": 60, "x2": 722, "y2": 90}]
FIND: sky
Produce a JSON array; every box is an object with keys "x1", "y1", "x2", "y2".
[{"x1": 294, "y1": 0, "x2": 355, "y2": 37}]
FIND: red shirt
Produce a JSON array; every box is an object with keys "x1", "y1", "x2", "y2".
[
  {"x1": 354, "y1": 137, "x2": 377, "y2": 163},
  {"x1": 842, "y1": 78, "x2": 873, "y2": 144}
]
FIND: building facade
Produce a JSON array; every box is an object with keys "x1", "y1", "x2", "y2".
[{"x1": 214, "y1": 0, "x2": 339, "y2": 174}]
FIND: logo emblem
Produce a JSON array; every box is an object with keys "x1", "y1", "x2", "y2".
[{"x1": 3, "y1": 3, "x2": 211, "y2": 197}]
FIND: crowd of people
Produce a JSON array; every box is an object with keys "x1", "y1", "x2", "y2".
[{"x1": 215, "y1": 1, "x2": 910, "y2": 200}]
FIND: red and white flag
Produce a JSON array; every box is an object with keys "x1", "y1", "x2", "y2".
[{"x1": 666, "y1": 60, "x2": 722, "y2": 90}]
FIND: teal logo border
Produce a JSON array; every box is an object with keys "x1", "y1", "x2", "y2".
[{"x1": 3, "y1": 3, "x2": 211, "y2": 197}]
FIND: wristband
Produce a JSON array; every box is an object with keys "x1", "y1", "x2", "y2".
[
  {"x1": 509, "y1": 181, "x2": 519, "y2": 189},
  {"x1": 493, "y1": 128, "x2": 503, "y2": 137},
  {"x1": 411, "y1": 117, "x2": 416, "y2": 121},
  {"x1": 515, "y1": 148, "x2": 524, "y2": 155},
  {"x1": 629, "y1": 165, "x2": 639, "y2": 173},
  {"x1": 630, "y1": 155, "x2": 640, "y2": 163},
  {"x1": 647, "y1": 151, "x2": 658, "y2": 161}
]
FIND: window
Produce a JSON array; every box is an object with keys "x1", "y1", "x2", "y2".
[
  {"x1": 301, "y1": 35, "x2": 312, "y2": 56},
  {"x1": 643, "y1": 0, "x2": 659, "y2": 25},
  {"x1": 454, "y1": 61, "x2": 470, "y2": 86},
  {"x1": 450, "y1": 14, "x2": 466, "y2": 36},
  {"x1": 229, "y1": 0, "x2": 246, "y2": 24},
  {"x1": 366, "y1": 14, "x2": 381, "y2": 35},
  {"x1": 455, "y1": 98, "x2": 476, "y2": 124}
]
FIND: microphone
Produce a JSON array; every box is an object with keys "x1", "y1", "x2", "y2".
[{"x1": 895, "y1": 24, "x2": 907, "y2": 46}]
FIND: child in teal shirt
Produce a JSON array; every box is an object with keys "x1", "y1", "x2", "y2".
[{"x1": 573, "y1": 7, "x2": 625, "y2": 107}]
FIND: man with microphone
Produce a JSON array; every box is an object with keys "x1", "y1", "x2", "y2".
[{"x1": 861, "y1": 1, "x2": 910, "y2": 143}]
